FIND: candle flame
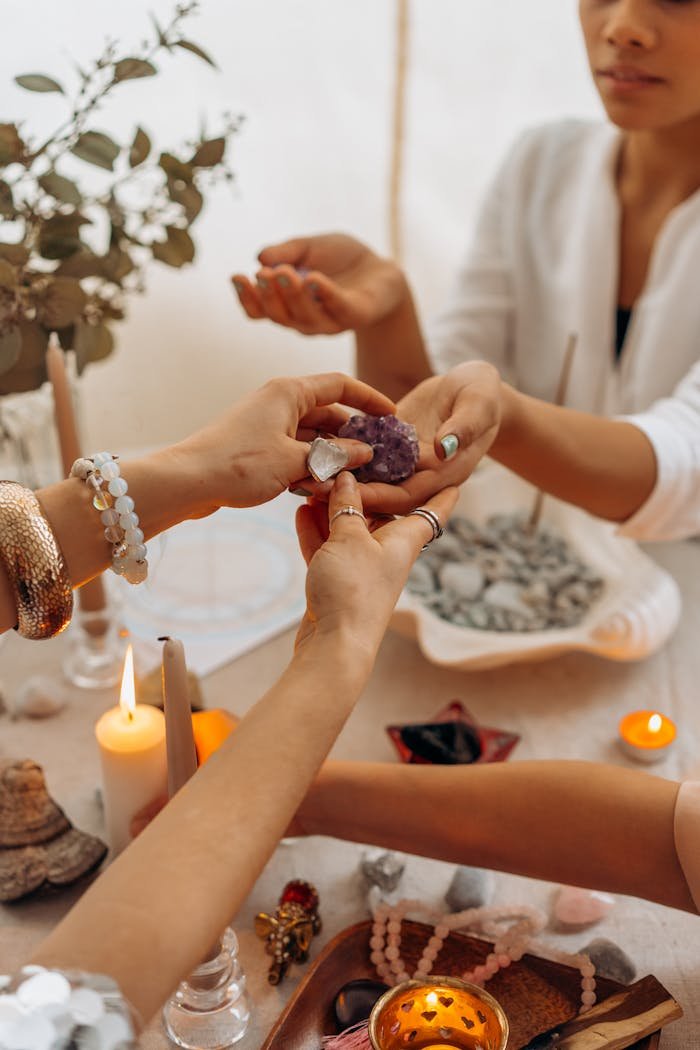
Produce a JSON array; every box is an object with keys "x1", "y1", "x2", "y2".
[
  {"x1": 119, "y1": 644, "x2": 136, "y2": 723},
  {"x1": 648, "y1": 713, "x2": 662, "y2": 734},
  {"x1": 425, "y1": 991, "x2": 438, "y2": 1006}
]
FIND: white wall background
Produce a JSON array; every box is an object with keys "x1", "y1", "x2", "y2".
[{"x1": 1, "y1": 0, "x2": 603, "y2": 449}]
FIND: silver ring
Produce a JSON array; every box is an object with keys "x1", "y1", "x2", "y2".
[
  {"x1": 329, "y1": 506, "x2": 367, "y2": 528},
  {"x1": 409, "y1": 506, "x2": 444, "y2": 550},
  {"x1": 306, "y1": 436, "x2": 350, "y2": 484}
]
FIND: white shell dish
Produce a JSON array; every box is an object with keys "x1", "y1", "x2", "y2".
[{"x1": 391, "y1": 463, "x2": 681, "y2": 670}]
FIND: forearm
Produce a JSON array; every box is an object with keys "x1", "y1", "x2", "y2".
[
  {"x1": 356, "y1": 277, "x2": 433, "y2": 400},
  {"x1": 31, "y1": 638, "x2": 370, "y2": 1023},
  {"x1": 490, "y1": 386, "x2": 657, "y2": 522},
  {"x1": 300, "y1": 760, "x2": 694, "y2": 913},
  {"x1": 0, "y1": 442, "x2": 206, "y2": 633}
]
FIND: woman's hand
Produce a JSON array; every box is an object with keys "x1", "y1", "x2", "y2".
[
  {"x1": 294, "y1": 471, "x2": 458, "y2": 660},
  {"x1": 231, "y1": 233, "x2": 408, "y2": 335},
  {"x1": 297, "y1": 363, "x2": 502, "y2": 516},
  {"x1": 178, "y1": 371, "x2": 395, "y2": 514}
]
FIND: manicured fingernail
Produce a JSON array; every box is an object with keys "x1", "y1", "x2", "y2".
[
  {"x1": 276, "y1": 274, "x2": 290, "y2": 288},
  {"x1": 290, "y1": 487, "x2": 312, "y2": 497},
  {"x1": 257, "y1": 276, "x2": 268, "y2": 289},
  {"x1": 335, "y1": 471, "x2": 356, "y2": 492},
  {"x1": 232, "y1": 278, "x2": 244, "y2": 293},
  {"x1": 440, "y1": 434, "x2": 459, "y2": 460}
]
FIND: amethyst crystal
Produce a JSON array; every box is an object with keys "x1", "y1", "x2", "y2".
[{"x1": 338, "y1": 414, "x2": 419, "y2": 484}]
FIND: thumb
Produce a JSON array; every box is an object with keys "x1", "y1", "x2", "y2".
[
  {"x1": 258, "y1": 238, "x2": 308, "y2": 267},
  {"x1": 434, "y1": 386, "x2": 500, "y2": 461}
]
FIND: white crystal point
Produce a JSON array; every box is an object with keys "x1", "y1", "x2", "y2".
[{"x1": 307, "y1": 436, "x2": 350, "y2": 483}]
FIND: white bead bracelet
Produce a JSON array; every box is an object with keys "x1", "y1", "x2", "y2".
[{"x1": 71, "y1": 453, "x2": 148, "y2": 585}]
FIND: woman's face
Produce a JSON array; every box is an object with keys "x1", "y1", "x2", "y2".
[{"x1": 579, "y1": 0, "x2": 700, "y2": 131}]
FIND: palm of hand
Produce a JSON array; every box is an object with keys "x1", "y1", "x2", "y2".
[{"x1": 296, "y1": 235, "x2": 404, "y2": 326}]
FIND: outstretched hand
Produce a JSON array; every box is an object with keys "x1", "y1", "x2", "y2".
[
  {"x1": 232, "y1": 233, "x2": 407, "y2": 336},
  {"x1": 295, "y1": 471, "x2": 458, "y2": 656}
]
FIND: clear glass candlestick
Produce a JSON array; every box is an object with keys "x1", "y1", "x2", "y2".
[
  {"x1": 163, "y1": 927, "x2": 251, "y2": 1049},
  {"x1": 62, "y1": 590, "x2": 126, "y2": 689}
]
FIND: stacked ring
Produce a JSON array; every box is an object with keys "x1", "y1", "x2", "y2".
[
  {"x1": 329, "y1": 506, "x2": 367, "y2": 528},
  {"x1": 409, "y1": 506, "x2": 444, "y2": 550}
]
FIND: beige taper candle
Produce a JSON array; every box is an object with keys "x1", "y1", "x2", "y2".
[
  {"x1": 46, "y1": 335, "x2": 107, "y2": 615},
  {"x1": 161, "y1": 636, "x2": 198, "y2": 797}
]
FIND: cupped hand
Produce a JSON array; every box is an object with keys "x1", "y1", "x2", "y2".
[
  {"x1": 294, "y1": 471, "x2": 458, "y2": 656},
  {"x1": 338, "y1": 362, "x2": 503, "y2": 515},
  {"x1": 180, "y1": 372, "x2": 395, "y2": 514},
  {"x1": 231, "y1": 233, "x2": 407, "y2": 335}
]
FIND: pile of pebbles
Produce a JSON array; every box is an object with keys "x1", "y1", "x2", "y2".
[{"x1": 407, "y1": 512, "x2": 604, "y2": 632}]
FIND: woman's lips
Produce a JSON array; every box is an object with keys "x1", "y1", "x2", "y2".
[{"x1": 597, "y1": 66, "x2": 665, "y2": 93}]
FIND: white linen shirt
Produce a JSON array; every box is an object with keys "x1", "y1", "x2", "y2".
[{"x1": 426, "y1": 119, "x2": 700, "y2": 541}]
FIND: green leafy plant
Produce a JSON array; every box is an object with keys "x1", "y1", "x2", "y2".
[{"x1": 0, "y1": 1, "x2": 241, "y2": 394}]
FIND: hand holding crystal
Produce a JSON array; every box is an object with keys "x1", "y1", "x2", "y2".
[
  {"x1": 348, "y1": 361, "x2": 503, "y2": 515},
  {"x1": 179, "y1": 371, "x2": 394, "y2": 514}
]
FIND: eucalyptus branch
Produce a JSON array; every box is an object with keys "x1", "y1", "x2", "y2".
[{"x1": 0, "y1": 1, "x2": 238, "y2": 394}]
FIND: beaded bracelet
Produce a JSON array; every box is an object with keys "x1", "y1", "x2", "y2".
[{"x1": 71, "y1": 453, "x2": 148, "y2": 585}]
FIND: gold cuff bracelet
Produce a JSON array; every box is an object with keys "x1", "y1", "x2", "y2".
[{"x1": 0, "y1": 481, "x2": 73, "y2": 639}]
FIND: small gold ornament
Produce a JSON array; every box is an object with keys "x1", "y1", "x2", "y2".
[{"x1": 255, "y1": 879, "x2": 321, "y2": 985}]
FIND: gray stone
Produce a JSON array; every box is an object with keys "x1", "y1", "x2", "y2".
[
  {"x1": 444, "y1": 865, "x2": 493, "y2": 911},
  {"x1": 483, "y1": 581, "x2": 536, "y2": 619},
  {"x1": 438, "y1": 562, "x2": 484, "y2": 601},
  {"x1": 361, "y1": 851, "x2": 405, "y2": 893},
  {"x1": 581, "y1": 938, "x2": 637, "y2": 985},
  {"x1": 407, "y1": 560, "x2": 436, "y2": 597}
]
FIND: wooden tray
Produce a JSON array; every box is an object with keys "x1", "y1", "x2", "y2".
[{"x1": 261, "y1": 920, "x2": 662, "y2": 1050}]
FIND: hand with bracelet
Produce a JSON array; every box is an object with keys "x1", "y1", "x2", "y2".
[
  {"x1": 0, "y1": 371, "x2": 394, "y2": 638},
  {"x1": 0, "y1": 373, "x2": 458, "y2": 1041}
]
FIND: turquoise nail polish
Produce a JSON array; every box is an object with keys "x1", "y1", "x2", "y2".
[
  {"x1": 257, "y1": 276, "x2": 268, "y2": 290},
  {"x1": 440, "y1": 434, "x2": 459, "y2": 460},
  {"x1": 276, "y1": 275, "x2": 290, "y2": 288}
]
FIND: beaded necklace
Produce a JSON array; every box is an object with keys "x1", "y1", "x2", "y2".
[{"x1": 370, "y1": 898, "x2": 597, "y2": 1011}]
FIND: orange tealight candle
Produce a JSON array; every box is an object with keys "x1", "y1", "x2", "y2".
[
  {"x1": 618, "y1": 710, "x2": 676, "y2": 764},
  {"x1": 192, "y1": 709, "x2": 238, "y2": 765},
  {"x1": 368, "y1": 978, "x2": 508, "y2": 1050}
]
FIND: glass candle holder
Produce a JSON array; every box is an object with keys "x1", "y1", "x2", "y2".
[
  {"x1": 63, "y1": 588, "x2": 126, "y2": 689},
  {"x1": 162, "y1": 927, "x2": 250, "y2": 1049},
  {"x1": 368, "y1": 977, "x2": 508, "y2": 1050}
]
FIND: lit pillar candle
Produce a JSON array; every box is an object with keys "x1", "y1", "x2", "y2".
[
  {"x1": 618, "y1": 710, "x2": 677, "y2": 764},
  {"x1": 95, "y1": 644, "x2": 167, "y2": 854},
  {"x1": 161, "y1": 636, "x2": 198, "y2": 797}
]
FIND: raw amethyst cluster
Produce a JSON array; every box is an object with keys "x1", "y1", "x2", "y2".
[{"x1": 338, "y1": 414, "x2": 419, "y2": 484}]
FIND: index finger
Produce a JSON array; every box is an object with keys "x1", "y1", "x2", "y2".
[{"x1": 296, "y1": 372, "x2": 395, "y2": 420}]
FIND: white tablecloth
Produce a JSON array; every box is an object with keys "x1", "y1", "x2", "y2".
[{"x1": 2, "y1": 538, "x2": 700, "y2": 1048}]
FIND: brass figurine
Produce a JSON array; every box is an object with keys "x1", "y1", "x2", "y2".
[{"x1": 255, "y1": 879, "x2": 321, "y2": 985}]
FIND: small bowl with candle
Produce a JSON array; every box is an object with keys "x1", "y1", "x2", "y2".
[
  {"x1": 618, "y1": 710, "x2": 677, "y2": 764},
  {"x1": 368, "y1": 976, "x2": 508, "y2": 1050}
]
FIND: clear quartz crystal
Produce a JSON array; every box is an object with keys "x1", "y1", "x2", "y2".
[
  {"x1": 162, "y1": 927, "x2": 250, "y2": 1049},
  {"x1": 306, "y1": 436, "x2": 349, "y2": 483}
]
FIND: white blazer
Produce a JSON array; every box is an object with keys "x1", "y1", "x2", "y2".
[{"x1": 427, "y1": 119, "x2": 700, "y2": 541}]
